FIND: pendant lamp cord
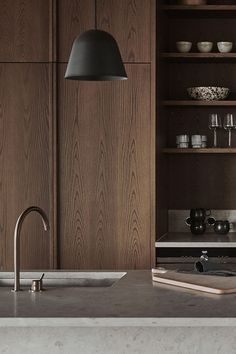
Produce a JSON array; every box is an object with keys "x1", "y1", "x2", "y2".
[{"x1": 95, "y1": 0, "x2": 97, "y2": 29}]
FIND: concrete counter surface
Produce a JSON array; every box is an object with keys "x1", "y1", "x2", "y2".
[{"x1": 0, "y1": 270, "x2": 235, "y2": 326}]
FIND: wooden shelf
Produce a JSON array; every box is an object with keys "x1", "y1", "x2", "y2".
[
  {"x1": 156, "y1": 232, "x2": 236, "y2": 248},
  {"x1": 163, "y1": 5, "x2": 236, "y2": 11},
  {"x1": 162, "y1": 52, "x2": 236, "y2": 61},
  {"x1": 162, "y1": 148, "x2": 236, "y2": 154},
  {"x1": 163, "y1": 100, "x2": 236, "y2": 106}
]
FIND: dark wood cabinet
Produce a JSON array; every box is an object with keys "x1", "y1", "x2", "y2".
[
  {"x1": 58, "y1": 64, "x2": 153, "y2": 269},
  {"x1": 0, "y1": 0, "x2": 155, "y2": 270},
  {"x1": 57, "y1": 0, "x2": 152, "y2": 63},
  {"x1": 57, "y1": 0, "x2": 95, "y2": 62},
  {"x1": 57, "y1": 0, "x2": 155, "y2": 269},
  {"x1": 97, "y1": 0, "x2": 151, "y2": 63},
  {"x1": 0, "y1": 64, "x2": 51, "y2": 270},
  {"x1": 0, "y1": 0, "x2": 50, "y2": 62}
]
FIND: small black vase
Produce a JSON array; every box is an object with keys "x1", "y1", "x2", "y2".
[
  {"x1": 190, "y1": 221, "x2": 206, "y2": 235},
  {"x1": 214, "y1": 220, "x2": 230, "y2": 235},
  {"x1": 190, "y1": 208, "x2": 211, "y2": 221}
]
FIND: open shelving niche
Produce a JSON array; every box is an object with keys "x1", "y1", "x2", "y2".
[
  {"x1": 161, "y1": 2, "x2": 236, "y2": 155},
  {"x1": 156, "y1": 3, "x2": 236, "y2": 256}
]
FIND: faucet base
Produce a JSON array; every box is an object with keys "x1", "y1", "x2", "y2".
[{"x1": 11, "y1": 289, "x2": 22, "y2": 292}]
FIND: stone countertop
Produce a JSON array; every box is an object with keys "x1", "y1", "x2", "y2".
[{"x1": 0, "y1": 270, "x2": 236, "y2": 327}]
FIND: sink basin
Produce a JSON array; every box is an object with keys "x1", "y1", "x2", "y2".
[{"x1": 0, "y1": 271, "x2": 126, "y2": 288}]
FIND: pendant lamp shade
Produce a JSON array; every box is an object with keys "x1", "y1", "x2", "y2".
[{"x1": 65, "y1": 29, "x2": 127, "y2": 81}]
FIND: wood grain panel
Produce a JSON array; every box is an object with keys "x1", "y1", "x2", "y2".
[
  {"x1": 0, "y1": 0, "x2": 50, "y2": 62},
  {"x1": 57, "y1": 0, "x2": 95, "y2": 62},
  {"x1": 58, "y1": 64, "x2": 151, "y2": 269},
  {"x1": 0, "y1": 64, "x2": 50, "y2": 270},
  {"x1": 168, "y1": 155, "x2": 236, "y2": 210},
  {"x1": 116, "y1": 65, "x2": 151, "y2": 268},
  {"x1": 97, "y1": 0, "x2": 151, "y2": 63}
]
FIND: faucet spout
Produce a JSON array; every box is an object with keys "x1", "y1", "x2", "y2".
[{"x1": 12, "y1": 206, "x2": 49, "y2": 292}]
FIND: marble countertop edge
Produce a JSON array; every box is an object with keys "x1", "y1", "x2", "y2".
[{"x1": 0, "y1": 317, "x2": 234, "y2": 327}]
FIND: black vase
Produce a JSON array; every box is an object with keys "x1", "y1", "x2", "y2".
[
  {"x1": 190, "y1": 221, "x2": 206, "y2": 235},
  {"x1": 190, "y1": 208, "x2": 211, "y2": 221},
  {"x1": 214, "y1": 220, "x2": 230, "y2": 235}
]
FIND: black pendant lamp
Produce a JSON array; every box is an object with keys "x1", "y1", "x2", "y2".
[
  {"x1": 65, "y1": 29, "x2": 127, "y2": 81},
  {"x1": 65, "y1": 0, "x2": 127, "y2": 81}
]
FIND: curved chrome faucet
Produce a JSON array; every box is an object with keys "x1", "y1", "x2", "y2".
[{"x1": 12, "y1": 206, "x2": 50, "y2": 292}]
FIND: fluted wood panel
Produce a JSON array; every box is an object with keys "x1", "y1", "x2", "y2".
[
  {"x1": 58, "y1": 64, "x2": 151, "y2": 269},
  {"x1": 57, "y1": 0, "x2": 95, "y2": 62},
  {"x1": 0, "y1": 0, "x2": 50, "y2": 62},
  {"x1": 0, "y1": 64, "x2": 50, "y2": 270},
  {"x1": 97, "y1": 0, "x2": 151, "y2": 63}
]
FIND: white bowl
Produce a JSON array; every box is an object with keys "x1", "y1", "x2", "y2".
[
  {"x1": 187, "y1": 87, "x2": 230, "y2": 101},
  {"x1": 197, "y1": 42, "x2": 213, "y2": 53},
  {"x1": 176, "y1": 41, "x2": 192, "y2": 53},
  {"x1": 217, "y1": 42, "x2": 233, "y2": 53}
]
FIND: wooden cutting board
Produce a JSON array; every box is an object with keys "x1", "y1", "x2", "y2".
[{"x1": 152, "y1": 268, "x2": 236, "y2": 295}]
